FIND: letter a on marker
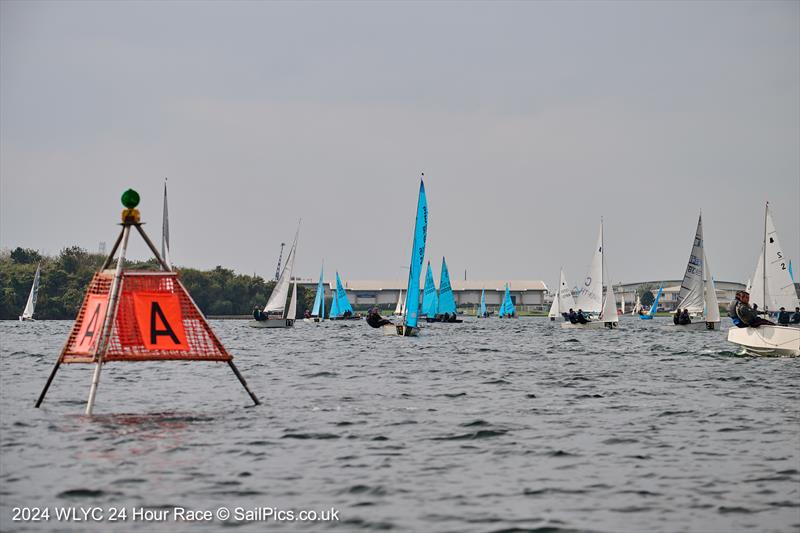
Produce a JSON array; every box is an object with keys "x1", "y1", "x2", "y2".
[
  {"x1": 133, "y1": 292, "x2": 189, "y2": 351},
  {"x1": 74, "y1": 295, "x2": 109, "y2": 354}
]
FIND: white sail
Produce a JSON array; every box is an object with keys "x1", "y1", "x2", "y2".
[
  {"x1": 763, "y1": 204, "x2": 799, "y2": 311},
  {"x1": 631, "y1": 295, "x2": 641, "y2": 315},
  {"x1": 21, "y1": 264, "x2": 41, "y2": 319},
  {"x1": 620, "y1": 292, "x2": 625, "y2": 314},
  {"x1": 394, "y1": 290, "x2": 404, "y2": 315},
  {"x1": 287, "y1": 281, "x2": 298, "y2": 320},
  {"x1": 677, "y1": 214, "x2": 705, "y2": 314},
  {"x1": 162, "y1": 179, "x2": 172, "y2": 270},
  {"x1": 600, "y1": 280, "x2": 619, "y2": 323},
  {"x1": 576, "y1": 223, "x2": 604, "y2": 314},
  {"x1": 401, "y1": 291, "x2": 407, "y2": 315},
  {"x1": 264, "y1": 227, "x2": 299, "y2": 316},
  {"x1": 703, "y1": 250, "x2": 720, "y2": 323},
  {"x1": 558, "y1": 268, "x2": 575, "y2": 310},
  {"x1": 548, "y1": 291, "x2": 560, "y2": 318}
]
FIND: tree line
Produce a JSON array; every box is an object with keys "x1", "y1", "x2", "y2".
[{"x1": 0, "y1": 247, "x2": 311, "y2": 320}]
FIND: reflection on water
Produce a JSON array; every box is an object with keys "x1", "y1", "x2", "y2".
[{"x1": 1, "y1": 317, "x2": 798, "y2": 532}]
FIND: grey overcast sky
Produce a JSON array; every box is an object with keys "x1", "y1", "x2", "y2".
[{"x1": 1, "y1": 0, "x2": 798, "y2": 290}]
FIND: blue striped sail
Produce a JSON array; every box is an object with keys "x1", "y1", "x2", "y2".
[
  {"x1": 422, "y1": 262, "x2": 437, "y2": 317},
  {"x1": 437, "y1": 257, "x2": 457, "y2": 315},
  {"x1": 404, "y1": 180, "x2": 428, "y2": 329},
  {"x1": 479, "y1": 288, "x2": 486, "y2": 316},
  {"x1": 335, "y1": 271, "x2": 353, "y2": 315},
  {"x1": 312, "y1": 264, "x2": 325, "y2": 318}
]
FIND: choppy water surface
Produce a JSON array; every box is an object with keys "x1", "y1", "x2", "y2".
[{"x1": 1, "y1": 317, "x2": 798, "y2": 532}]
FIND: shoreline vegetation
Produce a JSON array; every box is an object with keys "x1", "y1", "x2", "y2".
[{"x1": 0, "y1": 246, "x2": 314, "y2": 320}]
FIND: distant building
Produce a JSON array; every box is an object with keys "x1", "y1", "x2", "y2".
[
  {"x1": 295, "y1": 279, "x2": 548, "y2": 311},
  {"x1": 615, "y1": 280, "x2": 746, "y2": 312}
]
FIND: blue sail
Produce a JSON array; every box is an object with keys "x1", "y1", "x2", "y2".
[
  {"x1": 335, "y1": 271, "x2": 353, "y2": 314},
  {"x1": 422, "y1": 262, "x2": 437, "y2": 317},
  {"x1": 499, "y1": 283, "x2": 515, "y2": 317},
  {"x1": 479, "y1": 288, "x2": 486, "y2": 316},
  {"x1": 648, "y1": 285, "x2": 663, "y2": 317},
  {"x1": 329, "y1": 288, "x2": 340, "y2": 318},
  {"x1": 312, "y1": 264, "x2": 325, "y2": 317},
  {"x1": 437, "y1": 257, "x2": 457, "y2": 314},
  {"x1": 404, "y1": 180, "x2": 428, "y2": 328}
]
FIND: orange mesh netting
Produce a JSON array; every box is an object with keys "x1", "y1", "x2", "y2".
[{"x1": 61, "y1": 271, "x2": 232, "y2": 363}]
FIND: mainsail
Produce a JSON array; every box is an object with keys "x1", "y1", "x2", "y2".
[
  {"x1": 498, "y1": 283, "x2": 515, "y2": 317},
  {"x1": 750, "y1": 203, "x2": 799, "y2": 311},
  {"x1": 21, "y1": 264, "x2": 41, "y2": 320},
  {"x1": 550, "y1": 268, "x2": 575, "y2": 318},
  {"x1": 576, "y1": 223, "x2": 604, "y2": 314},
  {"x1": 311, "y1": 264, "x2": 325, "y2": 318},
  {"x1": 334, "y1": 272, "x2": 354, "y2": 315},
  {"x1": 162, "y1": 179, "x2": 172, "y2": 270},
  {"x1": 645, "y1": 284, "x2": 663, "y2": 317},
  {"x1": 677, "y1": 215, "x2": 705, "y2": 314},
  {"x1": 422, "y1": 262, "x2": 437, "y2": 317},
  {"x1": 403, "y1": 179, "x2": 428, "y2": 329},
  {"x1": 264, "y1": 226, "x2": 299, "y2": 316},
  {"x1": 479, "y1": 288, "x2": 486, "y2": 317},
  {"x1": 437, "y1": 257, "x2": 457, "y2": 315}
]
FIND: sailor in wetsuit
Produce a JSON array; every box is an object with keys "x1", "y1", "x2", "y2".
[
  {"x1": 728, "y1": 291, "x2": 775, "y2": 328},
  {"x1": 576, "y1": 309, "x2": 589, "y2": 324},
  {"x1": 673, "y1": 309, "x2": 681, "y2": 325},
  {"x1": 567, "y1": 308, "x2": 578, "y2": 324},
  {"x1": 366, "y1": 307, "x2": 392, "y2": 328},
  {"x1": 679, "y1": 309, "x2": 692, "y2": 325},
  {"x1": 253, "y1": 306, "x2": 266, "y2": 321}
]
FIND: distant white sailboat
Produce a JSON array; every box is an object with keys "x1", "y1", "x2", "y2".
[
  {"x1": 728, "y1": 203, "x2": 799, "y2": 356},
  {"x1": 162, "y1": 179, "x2": 172, "y2": 270},
  {"x1": 393, "y1": 290, "x2": 405, "y2": 316},
  {"x1": 562, "y1": 220, "x2": 619, "y2": 329},
  {"x1": 19, "y1": 264, "x2": 41, "y2": 321},
  {"x1": 668, "y1": 214, "x2": 721, "y2": 330},
  {"x1": 548, "y1": 268, "x2": 575, "y2": 321},
  {"x1": 251, "y1": 225, "x2": 300, "y2": 328},
  {"x1": 631, "y1": 294, "x2": 643, "y2": 315}
]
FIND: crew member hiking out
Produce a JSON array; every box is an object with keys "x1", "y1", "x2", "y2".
[
  {"x1": 366, "y1": 307, "x2": 392, "y2": 328},
  {"x1": 727, "y1": 291, "x2": 775, "y2": 328}
]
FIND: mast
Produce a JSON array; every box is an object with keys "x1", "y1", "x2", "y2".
[
  {"x1": 274, "y1": 242, "x2": 285, "y2": 281},
  {"x1": 763, "y1": 202, "x2": 768, "y2": 311}
]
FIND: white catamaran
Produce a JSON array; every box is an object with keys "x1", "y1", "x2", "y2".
[
  {"x1": 728, "y1": 203, "x2": 800, "y2": 356},
  {"x1": 19, "y1": 263, "x2": 41, "y2": 321},
  {"x1": 548, "y1": 268, "x2": 575, "y2": 321},
  {"x1": 668, "y1": 214, "x2": 721, "y2": 330},
  {"x1": 562, "y1": 220, "x2": 619, "y2": 329},
  {"x1": 251, "y1": 227, "x2": 300, "y2": 328}
]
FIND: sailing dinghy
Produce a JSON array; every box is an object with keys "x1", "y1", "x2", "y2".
[
  {"x1": 305, "y1": 263, "x2": 326, "y2": 323},
  {"x1": 19, "y1": 263, "x2": 41, "y2": 321},
  {"x1": 393, "y1": 290, "x2": 405, "y2": 316},
  {"x1": 638, "y1": 284, "x2": 663, "y2": 320},
  {"x1": 251, "y1": 227, "x2": 299, "y2": 328},
  {"x1": 667, "y1": 214, "x2": 721, "y2": 330},
  {"x1": 477, "y1": 288, "x2": 488, "y2": 317},
  {"x1": 384, "y1": 177, "x2": 428, "y2": 336},
  {"x1": 728, "y1": 203, "x2": 800, "y2": 356},
  {"x1": 428, "y1": 257, "x2": 461, "y2": 323},
  {"x1": 498, "y1": 283, "x2": 516, "y2": 318},
  {"x1": 548, "y1": 268, "x2": 575, "y2": 321},
  {"x1": 562, "y1": 220, "x2": 619, "y2": 329},
  {"x1": 329, "y1": 272, "x2": 360, "y2": 320}
]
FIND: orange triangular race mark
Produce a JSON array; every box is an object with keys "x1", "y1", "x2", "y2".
[{"x1": 60, "y1": 271, "x2": 231, "y2": 363}]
